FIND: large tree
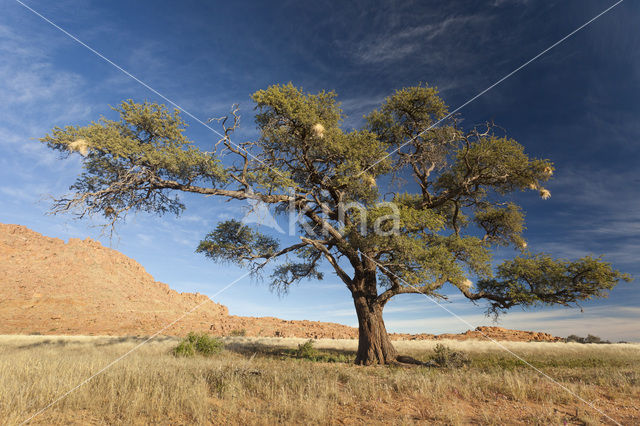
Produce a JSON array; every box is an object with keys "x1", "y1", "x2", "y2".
[{"x1": 42, "y1": 84, "x2": 630, "y2": 365}]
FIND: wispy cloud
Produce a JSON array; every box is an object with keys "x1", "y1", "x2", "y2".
[{"x1": 348, "y1": 14, "x2": 491, "y2": 66}]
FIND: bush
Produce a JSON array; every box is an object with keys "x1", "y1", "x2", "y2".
[
  {"x1": 290, "y1": 340, "x2": 351, "y2": 363},
  {"x1": 584, "y1": 334, "x2": 606, "y2": 344},
  {"x1": 229, "y1": 329, "x2": 247, "y2": 337},
  {"x1": 432, "y1": 344, "x2": 469, "y2": 368},
  {"x1": 173, "y1": 332, "x2": 224, "y2": 357},
  {"x1": 566, "y1": 334, "x2": 584, "y2": 343},
  {"x1": 173, "y1": 340, "x2": 196, "y2": 357},
  {"x1": 296, "y1": 339, "x2": 317, "y2": 359},
  {"x1": 565, "y1": 334, "x2": 610, "y2": 344}
]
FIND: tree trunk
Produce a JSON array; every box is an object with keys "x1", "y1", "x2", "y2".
[{"x1": 353, "y1": 294, "x2": 398, "y2": 365}]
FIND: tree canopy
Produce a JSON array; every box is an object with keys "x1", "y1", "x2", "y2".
[{"x1": 42, "y1": 83, "x2": 631, "y2": 364}]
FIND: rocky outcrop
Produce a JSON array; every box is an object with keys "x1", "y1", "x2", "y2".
[{"x1": 389, "y1": 326, "x2": 561, "y2": 342}]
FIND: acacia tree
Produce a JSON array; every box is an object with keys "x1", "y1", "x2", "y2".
[{"x1": 42, "y1": 83, "x2": 630, "y2": 365}]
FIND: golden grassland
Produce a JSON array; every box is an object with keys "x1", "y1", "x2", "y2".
[{"x1": 1, "y1": 335, "x2": 639, "y2": 425}]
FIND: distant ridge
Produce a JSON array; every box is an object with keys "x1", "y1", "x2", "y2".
[{"x1": 0, "y1": 223, "x2": 560, "y2": 341}]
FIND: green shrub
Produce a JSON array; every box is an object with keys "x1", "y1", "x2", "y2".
[
  {"x1": 296, "y1": 339, "x2": 317, "y2": 359},
  {"x1": 173, "y1": 332, "x2": 224, "y2": 357},
  {"x1": 229, "y1": 329, "x2": 247, "y2": 337},
  {"x1": 432, "y1": 344, "x2": 469, "y2": 368},
  {"x1": 290, "y1": 340, "x2": 351, "y2": 363},
  {"x1": 173, "y1": 340, "x2": 196, "y2": 357}
]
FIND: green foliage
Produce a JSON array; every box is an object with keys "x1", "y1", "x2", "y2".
[
  {"x1": 252, "y1": 83, "x2": 391, "y2": 202},
  {"x1": 291, "y1": 340, "x2": 351, "y2": 363},
  {"x1": 477, "y1": 255, "x2": 632, "y2": 315},
  {"x1": 438, "y1": 136, "x2": 553, "y2": 196},
  {"x1": 296, "y1": 339, "x2": 317, "y2": 359},
  {"x1": 40, "y1": 100, "x2": 226, "y2": 223},
  {"x1": 366, "y1": 84, "x2": 449, "y2": 148},
  {"x1": 432, "y1": 344, "x2": 470, "y2": 368},
  {"x1": 173, "y1": 333, "x2": 224, "y2": 357},
  {"x1": 270, "y1": 261, "x2": 324, "y2": 291},
  {"x1": 474, "y1": 203, "x2": 526, "y2": 248},
  {"x1": 229, "y1": 329, "x2": 247, "y2": 337},
  {"x1": 196, "y1": 220, "x2": 279, "y2": 266},
  {"x1": 173, "y1": 339, "x2": 196, "y2": 357}
]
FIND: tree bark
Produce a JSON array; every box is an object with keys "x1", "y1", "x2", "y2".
[{"x1": 353, "y1": 294, "x2": 398, "y2": 365}]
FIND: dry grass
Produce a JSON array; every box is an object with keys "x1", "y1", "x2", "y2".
[{"x1": 1, "y1": 335, "x2": 639, "y2": 425}]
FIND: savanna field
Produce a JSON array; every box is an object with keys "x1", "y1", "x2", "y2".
[{"x1": 2, "y1": 335, "x2": 639, "y2": 425}]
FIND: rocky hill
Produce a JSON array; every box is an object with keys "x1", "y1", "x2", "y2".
[
  {"x1": 0, "y1": 223, "x2": 230, "y2": 335},
  {"x1": 0, "y1": 223, "x2": 560, "y2": 341}
]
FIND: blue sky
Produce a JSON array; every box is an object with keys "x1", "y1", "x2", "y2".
[{"x1": 1, "y1": 0, "x2": 639, "y2": 341}]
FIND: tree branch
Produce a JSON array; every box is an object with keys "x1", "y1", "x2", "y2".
[{"x1": 301, "y1": 237, "x2": 353, "y2": 289}]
